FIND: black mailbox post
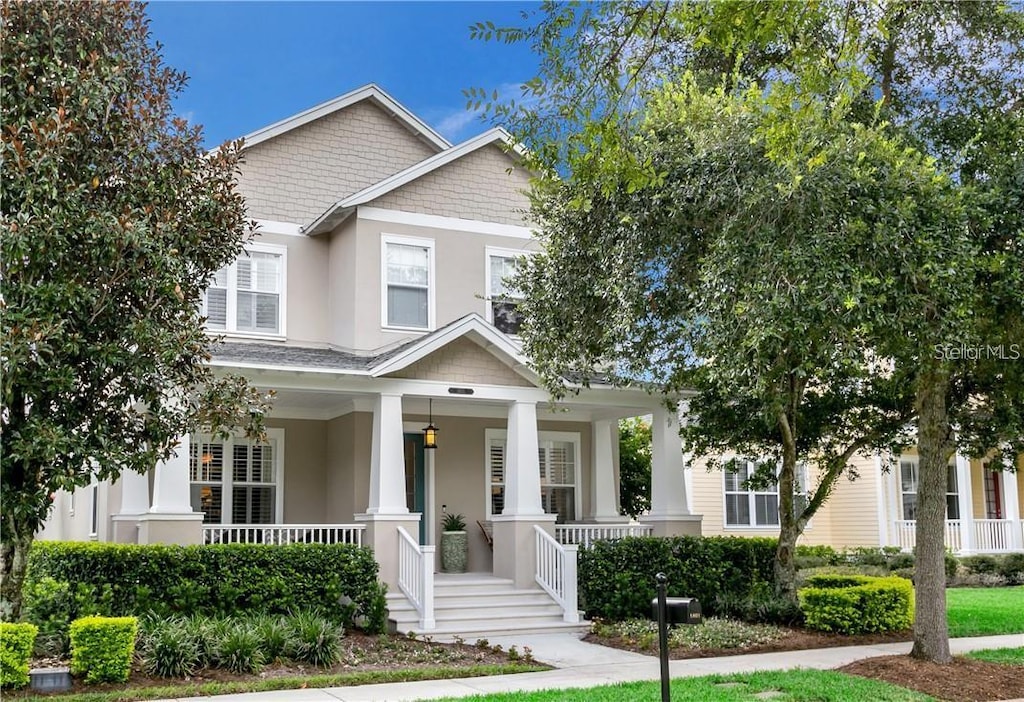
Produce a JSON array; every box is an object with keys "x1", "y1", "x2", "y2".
[{"x1": 651, "y1": 596, "x2": 702, "y2": 625}]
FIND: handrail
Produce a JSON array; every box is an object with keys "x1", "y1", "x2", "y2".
[
  {"x1": 202, "y1": 524, "x2": 365, "y2": 546},
  {"x1": 893, "y1": 519, "x2": 965, "y2": 553},
  {"x1": 397, "y1": 526, "x2": 435, "y2": 630},
  {"x1": 974, "y1": 519, "x2": 1014, "y2": 553},
  {"x1": 534, "y1": 525, "x2": 579, "y2": 623},
  {"x1": 555, "y1": 523, "x2": 653, "y2": 548}
]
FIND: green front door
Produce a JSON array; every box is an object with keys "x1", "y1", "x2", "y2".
[{"x1": 403, "y1": 433, "x2": 426, "y2": 544}]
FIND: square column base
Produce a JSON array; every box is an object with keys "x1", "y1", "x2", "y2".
[
  {"x1": 110, "y1": 515, "x2": 145, "y2": 544},
  {"x1": 491, "y1": 514, "x2": 557, "y2": 588},
  {"x1": 640, "y1": 514, "x2": 703, "y2": 537},
  {"x1": 355, "y1": 513, "x2": 422, "y2": 592},
  {"x1": 137, "y1": 512, "x2": 204, "y2": 545}
]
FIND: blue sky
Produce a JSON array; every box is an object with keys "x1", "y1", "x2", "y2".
[{"x1": 146, "y1": 2, "x2": 541, "y2": 149}]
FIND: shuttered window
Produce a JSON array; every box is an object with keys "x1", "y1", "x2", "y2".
[
  {"x1": 189, "y1": 430, "x2": 283, "y2": 525},
  {"x1": 485, "y1": 430, "x2": 580, "y2": 522},
  {"x1": 202, "y1": 245, "x2": 285, "y2": 336}
]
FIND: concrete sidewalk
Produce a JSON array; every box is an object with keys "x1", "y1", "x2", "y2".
[{"x1": 152, "y1": 632, "x2": 1024, "y2": 702}]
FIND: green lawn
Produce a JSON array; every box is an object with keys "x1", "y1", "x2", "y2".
[
  {"x1": 965, "y1": 646, "x2": 1024, "y2": 665},
  {"x1": 946, "y1": 586, "x2": 1024, "y2": 637},
  {"x1": 440, "y1": 670, "x2": 933, "y2": 701}
]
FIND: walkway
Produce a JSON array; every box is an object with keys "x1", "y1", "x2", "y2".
[{"x1": 153, "y1": 632, "x2": 1024, "y2": 702}]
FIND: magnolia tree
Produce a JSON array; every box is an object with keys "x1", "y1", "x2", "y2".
[
  {"x1": 0, "y1": 2, "x2": 271, "y2": 619},
  {"x1": 474, "y1": 0, "x2": 1024, "y2": 662}
]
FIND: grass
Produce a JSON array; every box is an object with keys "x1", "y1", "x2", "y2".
[
  {"x1": 5, "y1": 664, "x2": 545, "y2": 702},
  {"x1": 438, "y1": 670, "x2": 934, "y2": 701},
  {"x1": 946, "y1": 586, "x2": 1024, "y2": 637},
  {"x1": 964, "y1": 646, "x2": 1024, "y2": 665}
]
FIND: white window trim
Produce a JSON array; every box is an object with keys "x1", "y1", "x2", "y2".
[
  {"x1": 190, "y1": 428, "x2": 285, "y2": 525},
  {"x1": 88, "y1": 481, "x2": 99, "y2": 539},
  {"x1": 898, "y1": 455, "x2": 959, "y2": 521},
  {"x1": 483, "y1": 428, "x2": 583, "y2": 520},
  {"x1": 484, "y1": 246, "x2": 532, "y2": 330},
  {"x1": 203, "y1": 242, "x2": 288, "y2": 340},
  {"x1": 381, "y1": 233, "x2": 436, "y2": 332},
  {"x1": 722, "y1": 459, "x2": 810, "y2": 530}
]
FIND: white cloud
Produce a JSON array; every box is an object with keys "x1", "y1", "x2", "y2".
[{"x1": 430, "y1": 81, "x2": 537, "y2": 143}]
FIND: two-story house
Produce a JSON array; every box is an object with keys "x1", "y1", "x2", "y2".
[{"x1": 40, "y1": 85, "x2": 702, "y2": 636}]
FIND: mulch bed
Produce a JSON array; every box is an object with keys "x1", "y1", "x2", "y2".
[
  {"x1": 7, "y1": 633, "x2": 543, "y2": 699},
  {"x1": 585, "y1": 627, "x2": 913, "y2": 659},
  {"x1": 839, "y1": 654, "x2": 1024, "y2": 702}
]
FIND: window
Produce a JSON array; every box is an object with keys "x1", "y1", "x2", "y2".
[
  {"x1": 724, "y1": 459, "x2": 808, "y2": 527},
  {"x1": 485, "y1": 429, "x2": 580, "y2": 523},
  {"x1": 203, "y1": 244, "x2": 286, "y2": 336},
  {"x1": 382, "y1": 235, "x2": 434, "y2": 330},
  {"x1": 89, "y1": 484, "x2": 99, "y2": 537},
  {"x1": 899, "y1": 456, "x2": 959, "y2": 520},
  {"x1": 984, "y1": 469, "x2": 1003, "y2": 520},
  {"x1": 189, "y1": 430, "x2": 283, "y2": 525},
  {"x1": 486, "y1": 248, "x2": 526, "y2": 335}
]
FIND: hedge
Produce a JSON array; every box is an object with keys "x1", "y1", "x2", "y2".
[
  {"x1": 26, "y1": 542, "x2": 387, "y2": 636},
  {"x1": 70, "y1": 616, "x2": 137, "y2": 684},
  {"x1": 0, "y1": 622, "x2": 37, "y2": 688},
  {"x1": 799, "y1": 574, "x2": 913, "y2": 634},
  {"x1": 577, "y1": 536, "x2": 776, "y2": 621}
]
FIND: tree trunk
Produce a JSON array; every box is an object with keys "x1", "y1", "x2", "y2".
[
  {"x1": 0, "y1": 514, "x2": 35, "y2": 621},
  {"x1": 910, "y1": 364, "x2": 953, "y2": 663},
  {"x1": 775, "y1": 408, "x2": 800, "y2": 606}
]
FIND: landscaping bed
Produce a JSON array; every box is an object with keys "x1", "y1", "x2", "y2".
[
  {"x1": 840, "y1": 654, "x2": 1024, "y2": 702},
  {"x1": 4, "y1": 633, "x2": 546, "y2": 701}
]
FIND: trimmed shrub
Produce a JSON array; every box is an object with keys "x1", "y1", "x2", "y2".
[
  {"x1": 961, "y1": 555, "x2": 999, "y2": 575},
  {"x1": 997, "y1": 553, "x2": 1024, "y2": 584},
  {"x1": 26, "y1": 542, "x2": 386, "y2": 632},
  {"x1": 578, "y1": 536, "x2": 776, "y2": 621},
  {"x1": 799, "y1": 574, "x2": 913, "y2": 634},
  {"x1": 69, "y1": 616, "x2": 137, "y2": 684},
  {"x1": 23, "y1": 576, "x2": 114, "y2": 656},
  {"x1": 0, "y1": 623, "x2": 38, "y2": 689}
]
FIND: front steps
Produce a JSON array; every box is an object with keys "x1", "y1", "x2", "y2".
[{"x1": 386, "y1": 573, "x2": 590, "y2": 641}]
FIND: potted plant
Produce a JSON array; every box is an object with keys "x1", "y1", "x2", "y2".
[{"x1": 440, "y1": 512, "x2": 468, "y2": 573}]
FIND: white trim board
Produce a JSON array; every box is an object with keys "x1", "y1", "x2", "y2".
[
  {"x1": 359, "y1": 207, "x2": 535, "y2": 239},
  {"x1": 240, "y1": 84, "x2": 450, "y2": 152}
]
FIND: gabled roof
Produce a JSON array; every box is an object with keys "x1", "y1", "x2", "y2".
[
  {"x1": 240, "y1": 84, "x2": 451, "y2": 152},
  {"x1": 304, "y1": 128, "x2": 520, "y2": 236},
  {"x1": 209, "y1": 313, "x2": 539, "y2": 385}
]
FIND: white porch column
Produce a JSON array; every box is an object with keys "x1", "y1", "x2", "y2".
[
  {"x1": 492, "y1": 400, "x2": 555, "y2": 588},
  {"x1": 366, "y1": 393, "x2": 409, "y2": 515},
  {"x1": 151, "y1": 436, "x2": 194, "y2": 513},
  {"x1": 642, "y1": 404, "x2": 701, "y2": 537},
  {"x1": 955, "y1": 453, "x2": 975, "y2": 554},
  {"x1": 139, "y1": 435, "x2": 203, "y2": 545},
  {"x1": 874, "y1": 455, "x2": 890, "y2": 548},
  {"x1": 111, "y1": 468, "x2": 150, "y2": 543},
  {"x1": 502, "y1": 400, "x2": 544, "y2": 516},
  {"x1": 1002, "y1": 469, "x2": 1023, "y2": 550},
  {"x1": 590, "y1": 419, "x2": 620, "y2": 522}
]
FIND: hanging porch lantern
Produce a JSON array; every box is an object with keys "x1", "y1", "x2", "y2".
[{"x1": 423, "y1": 398, "x2": 438, "y2": 450}]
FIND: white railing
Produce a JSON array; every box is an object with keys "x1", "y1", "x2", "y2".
[
  {"x1": 397, "y1": 526, "x2": 435, "y2": 630},
  {"x1": 202, "y1": 524, "x2": 365, "y2": 546},
  {"x1": 534, "y1": 526, "x2": 579, "y2": 623},
  {"x1": 974, "y1": 519, "x2": 1015, "y2": 553},
  {"x1": 555, "y1": 523, "x2": 653, "y2": 548},
  {"x1": 893, "y1": 520, "x2": 964, "y2": 553}
]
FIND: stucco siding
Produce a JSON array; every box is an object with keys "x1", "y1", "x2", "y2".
[
  {"x1": 388, "y1": 337, "x2": 533, "y2": 387},
  {"x1": 237, "y1": 101, "x2": 438, "y2": 224},
  {"x1": 269, "y1": 419, "x2": 328, "y2": 523},
  {"x1": 325, "y1": 413, "x2": 371, "y2": 522},
  {"x1": 368, "y1": 145, "x2": 532, "y2": 227}
]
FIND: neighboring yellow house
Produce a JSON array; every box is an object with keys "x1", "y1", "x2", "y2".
[{"x1": 690, "y1": 450, "x2": 1024, "y2": 554}]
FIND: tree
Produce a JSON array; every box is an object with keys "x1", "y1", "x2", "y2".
[
  {"x1": 0, "y1": 2, "x2": 271, "y2": 620},
  {"x1": 618, "y1": 417, "x2": 651, "y2": 518},
  {"x1": 475, "y1": 0, "x2": 1024, "y2": 661}
]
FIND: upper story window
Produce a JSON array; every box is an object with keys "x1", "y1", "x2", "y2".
[
  {"x1": 486, "y1": 247, "x2": 527, "y2": 335},
  {"x1": 899, "y1": 456, "x2": 959, "y2": 521},
  {"x1": 382, "y1": 234, "x2": 434, "y2": 330},
  {"x1": 203, "y1": 243, "x2": 286, "y2": 337},
  {"x1": 724, "y1": 459, "x2": 808, "y2": 528}
]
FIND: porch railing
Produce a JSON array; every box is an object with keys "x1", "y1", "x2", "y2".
[
  {"x1": 397, "y1": 526, "x2": 435, "y2": 630},
  {"x1": 534, "y1": 526, "x2": 580, "y2": 623},
  {"x1": 202, "y1": 524, "x2": 365, "y2": 546},
  {"x1": 894, "y1": 519, "x2": 963, "y2": 552},
  {"x1": 974, "y1": 519, "x2": 1014, "y2": 553},
  {"x1": 555, "y1": 523, "x2": 653, "y2": 548}
]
